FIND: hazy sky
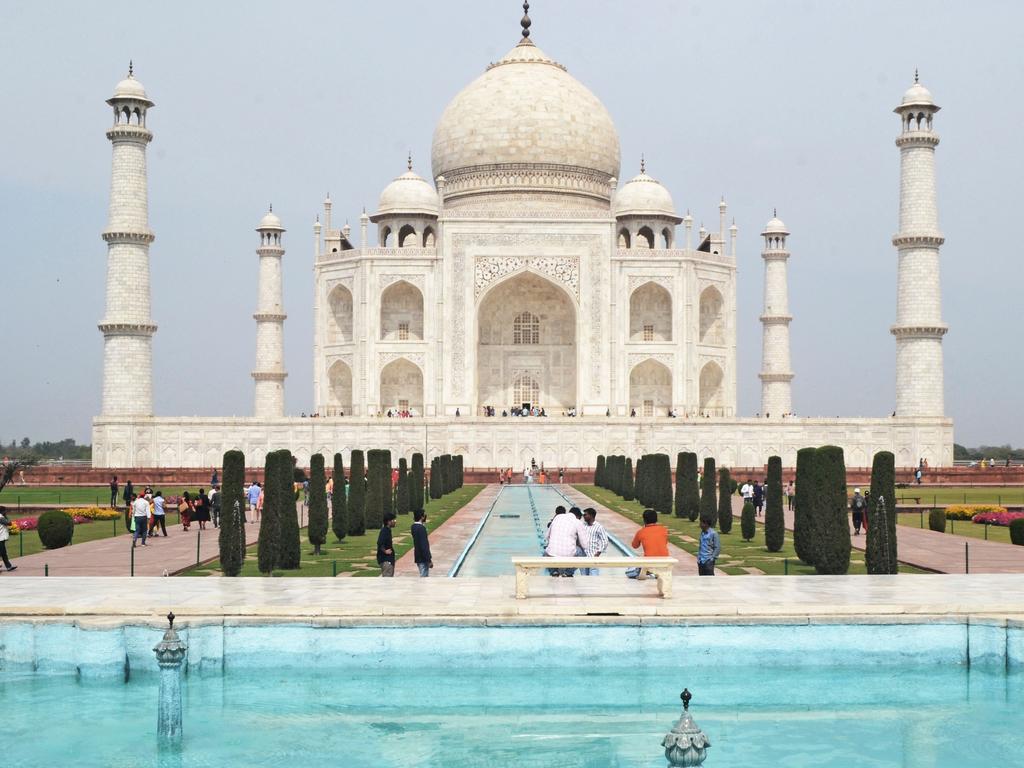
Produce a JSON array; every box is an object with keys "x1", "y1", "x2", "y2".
[{"x1": 1, "y1": 0, "x2": 1021, "y2": 448}]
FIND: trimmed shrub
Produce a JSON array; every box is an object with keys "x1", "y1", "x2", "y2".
[
  {"x1": 396, "y1": 457, "x2": 410, "y2": 515},
  {"x1": 381, "y1": 450, "x2": 393, "y2": 520},
  {"x1": 700, "y1": 457, "x2": 717, "y2": 525},
  {"x1": 595, "y1": 455, "x2": 606, "y2": 487},
  {"x1": 454, "y1": 455, "x2": 464, "y2": 489},
  {"x1": 793, "y1": 447, "x2": 817, "y2": 566},
  {"x1": 429, "y1": 457, "x2": 442, "y2": 499},
  {"x1": 1010, "y1": 518, "x2": 1024, "y2": 546},
  {"x1": 293, "y1": 466, "x2": 307, "y2": 484},
  {"x1": 348, "y1": 450, "x2": 366, "y2": 536},
  {"x1": 674, "y1": 453, "x2": 685, "y2": 518},
  {"x1": 741, "y1": 501, "x2": 756, "y2": 541},
  {"x1": 764, "y1": 455, "x2": 784, "y2": 552},
  {"x1": 622, "y1": 458, "x2": 634, "y2": 501},
  {"x1": 651, "y1": 454, "x2": 673, "y2": 514},
  {"x1": 307, "y1": 453, "x2": 328, "y2": 555},
  {"x1": 218, "y1": 449, "x2": 246, "y2": 576},
  {"x1": 717, "y1": 468, "x2": 733, "y2": 534},
  {"x1": 928, "y1": 508, "x2": 946, "y2": 533},
  {"x1": 633, "y1": 456, "x2": 645, "y2": 504},
  {"x1": 277, "y1": 449, "x2": 302, "y2": 569},
  {"x1": 365, "y1": 450, "x2": 385, "y2": 530},
  {"x1": 866, "y1": 451, "x2": 897, "y2": 574},
  {"x1": 257, "y1": 450, "x2": 281, "y2": 574},
  {"x1": 331, "y1": 453, "x2": 347, "y2": 541},
  {"x1": 37, "y1": 509, "x2": 74, "y2": 549},
  {"x1": 814, "y1": 445, "x2": 850, "y2": 575},
  {"x1": 411, "y1": 453, "x2": 425, "y2": 510},
  {"x1": 681, "y1": 453, "x2": 700, "y2": 522}
]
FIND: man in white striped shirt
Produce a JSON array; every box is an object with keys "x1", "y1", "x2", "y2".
[{"x1": 580, "y1": 507, "x2": 609, "y2": 575}]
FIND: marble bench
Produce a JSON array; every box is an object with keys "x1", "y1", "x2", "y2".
[{"x1": 511, "y1": 556, "x2": 678, "y2": 599}]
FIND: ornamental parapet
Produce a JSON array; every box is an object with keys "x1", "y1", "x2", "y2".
[
  {"x1": 441, "y1": 162, "x2": 613, "y2": 205},
  {"x1": 761, "y1": 249, "x2": 790, "y2": 260},
  {"x1": 98, "y1": 321, "x2": 157, "y2": 336},
  {"x1": 759, "y1": 313, "x2": 792, "y2": 324},
  {"x1": 892, "y1": 233, "x2": 945, "y2": 247},
  {"x1": 319, "y1": 246, "x2": 437, "y2": 264},
  {"x1": 251, "y1": 371, "x2": 287, "y2": 381},
  {"x1": 890, "y1": 323, "x2": 948, "y2": 338},
  {"x1": 253, "y1": 312, "x2": 287, "y2": 322},
  {"x1": 102, "y1": 230, "x2": 155, "y2": 244},
  {"x1": 614, "y1": 248, "x2": 733, "y2": 266},
  {"x1": 256, "y1": 246, "x2": 285, "y2": 256},
  {"x1": 895, "y1": 132, "x2": 940, "y2": 148},
  {"x1": 106, "y1": 125, "x2": 153, "y2": 143},
  {"x1": 758, "y1": 371, "x2": 794, "y2": 382}
]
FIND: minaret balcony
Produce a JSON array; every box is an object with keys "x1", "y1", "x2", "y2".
[
  {"x1": 892, "y1": 233, "x2": 944, "y2": 247},
  {"x1": 890, "y1": 324, "x2": 948, "y2": 339},
  {"x1": 98, "y1": 321, "x2": 157, "y2": 336},
  {"x1": 105, "y1": 125, "x2": 153, "y2": 143},
  {"x1": 102, "y1": 230, "x2": 155, "y2": 244},
  {"x1": 895, "y1": 132, "x2": 940, "y2": 148}
]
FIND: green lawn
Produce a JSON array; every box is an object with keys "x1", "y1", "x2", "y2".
[
  {"x1": 575, "y1": 485, "x2": 926, "y2": 575},
  {"x1": 182, "y1": 485, "x2": 483, "y2": 577},
  {"x1": 884, "y1": 486, "x2": 1024, "y2": 506},
  {"x1": 0, "y1": 486, "x2": 197, "y2": 508},
  {"x1": 7, "y1": 510, "x2": 184, "y2": 558},
  {"x1": 897, "y1": 511, "x2": 1016, "y2": 544}
]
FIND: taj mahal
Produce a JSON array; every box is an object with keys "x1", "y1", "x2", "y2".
[{"x1": 91, "y1": 7, "x2": 953, "y2": 470}]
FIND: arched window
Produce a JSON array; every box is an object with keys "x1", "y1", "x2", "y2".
[
  {"x1": 618, "y1": 228, "x2": 631, "y2": 248},
  {"x1": 513, "y1": 373, "x2": 540, "y2": 406},
  {"x1": 380, "y1": 280, "x2": 424, "y2": 340},
  {"x1": 398, "y1": 224, "x2": 417, "y2": 248},
  {"x1": 637, "y1": 226, "x2": 654, "y2": 249},
  {"x1": 699, "y1": 362, "x2": 724, "y2": 414},
  {"x1": 661, "y1": 228, "x2": 672, "y2": 249},
  {"x1": 699, "y1": 286, "x2": 724, "y2": 346},
  {"x1": 381, "y1": 226, "x2": 392, "y2": 247},
  {"x1": 629, "y1": 282, "x2": 672, "y2": 341},
  {"x1": 513, "y1": 311, "x2": 540, "y2": 345},
  {"x1": 422, "y1": 226, "x2": 436, "y2": 247}
]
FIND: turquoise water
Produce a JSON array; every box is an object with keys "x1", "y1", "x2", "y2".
[
  {"x1": 4, "y1": 665, "x2": 1020, "y2": 767},
  {"x1": 454, "y1": 485, "x2": 630, "y2": 576}
]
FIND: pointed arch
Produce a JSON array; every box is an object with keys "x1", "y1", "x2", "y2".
[
  {"x1": 618, "y1": 228, "x2": 631, "y2": 248},
  {"x1": 629, "y1": 358, "x2": 672, "y2": 417},
  {"x1": 327, "y1": 359, "x2": 352, "y2": 416},
  {"x1": 699, "y1": 286, "x2": 725, "y2": 345},
  {"x1": 380, "y1": 280, "x2": 424, "y2": 340},
  {"x1": 630, "y1": 281, "x2": 672, "y2": 341},
  {"x1": 699, "y1": 361, "x2": 724, "y2": 414},
  {"x1": 422, "y1": 226, "x2": 436, "y2": 247},
  {"x1": 327, "y1": 284, "x2": 353, "y2": 344},
  {"x1": 379, "y1": 357, "x2": 423, "y2": 415},
  {"x1": 398, "y1": 224, "x2": 417, "y2": 248},
  {"x1": 637, "y1": 226, "x2": 654, "y2": 249}
]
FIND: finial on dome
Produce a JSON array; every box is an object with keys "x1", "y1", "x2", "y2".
[
  {"x1": 640, "y1": 154, "x2": 645, "y2": 174},
  {"x1": 407, "y1": 151, "x2": 413, "y2": 171},
  {"x1": 521, "y1": 1, "x2": 532, "y2": 39},
  {"x1": 268, "y1": 203, "x2": 273, "y2": 213},
  {"x1": 773, "y1": 207, "x2": 777, "y2": 217},
  {"x1": 129, "y1": 59, "x2": 134, "y2": 77},
  {"x1": 914, "y1": 68, "x2": 919, "y2": 84}
]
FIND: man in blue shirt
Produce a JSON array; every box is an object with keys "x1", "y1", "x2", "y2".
[
  {"x1": 698, "y1": 518, "x2": 721, "y2": 576},
  {"x1": 411, "y1": 509, "x2": 432, "y2": 577}
]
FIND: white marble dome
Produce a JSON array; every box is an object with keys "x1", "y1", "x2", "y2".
[
  {"x1": 763, "y1": 215, "x2": 788, "y2": 234},
  {"x1": 901, "y1": 81, "x2": 935, "y2": 107},
  {"x1": 376, "y1": 168, "x2": 439, "y2": 217},
  {"x1": 431, "y1": 39, "x2": 620, "y2": 198},
  {"x1": 257, "y1": 209, "x2": 283, "y2": 230},
  {"x1": 613, "y1": 171, "x2": 677, "y2": 218},
  {"x1": 111, "y1": 75, "x2": 151, "y2": 103}
]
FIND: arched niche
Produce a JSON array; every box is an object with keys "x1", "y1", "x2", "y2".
[
  {"x1": 699, "y1": 286, "x2": 724, "y2": 345},
  {"x1": 629, "y1": 282, "x2": 672, "y2": 341},
  {"x1": 379, "y1": 357, "x2": 423, "y2": 414},
  {"x1": 629, "y1": 359, "x2": 672, "y2": 417},
  {"x1": 380, "y1": 280, "x2": 424, "y2": 340},
  {"x1": 699, "y1": 361, "x2": 724, "y2": 414},
  {"x1": 327, "y1": 360, "x2": 352, "y2": 416},
  {"x1": 327, "y1": 284, "x2": 353, "y2": 344}
]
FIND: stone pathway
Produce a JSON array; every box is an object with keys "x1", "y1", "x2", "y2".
[{"x1": 5, "y1": 517, "x2": 261, "y2": 577}]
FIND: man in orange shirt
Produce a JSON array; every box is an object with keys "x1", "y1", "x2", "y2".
[{"x1": 631, "y1": 509, "x2": 669, "y2": 578}]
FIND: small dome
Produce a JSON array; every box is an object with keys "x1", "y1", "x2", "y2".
[
  {"x1": 257, "y1": 209, "x2": 283, "y2": 230},
  {"x1": 763, "y1": 215, "x2": 788, "y2": 234},
  {"x1": 613, "y1": 171, "x2": 678, "y2": 219},
  {"x1": 110, "y1": 74, "x2": 151, "y2": 104},
  {"x1": 375, "y1": 169, "x2": 439, "y2": 218},
  {"x1": 900, "y1": 81, "x2": 935, "y2": 108}
]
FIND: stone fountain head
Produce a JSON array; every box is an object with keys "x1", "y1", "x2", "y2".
[{"x1": 662, "y1": 688, "x2": 711, "y2": 766}]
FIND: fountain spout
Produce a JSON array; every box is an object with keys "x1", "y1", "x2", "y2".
[
  {"x1": 153, "y1": 611, "x2": 188, "y2": 743},
  {"x1": 662, "y1": 688, "x2": 711, "y2": 766}
]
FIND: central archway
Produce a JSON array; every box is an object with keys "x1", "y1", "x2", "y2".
[{"x1": 476, "y1": 271, "x2": 576, "y2": 412}]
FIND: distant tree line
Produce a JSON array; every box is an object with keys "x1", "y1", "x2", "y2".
[
  {"x1": 1, "y1": 438, "x2": 91, "y2": 461},
  {"x1": 953, "y1": 444, "x2": 1024, "y2": 461}
]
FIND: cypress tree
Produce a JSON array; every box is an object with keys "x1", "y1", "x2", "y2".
[
  {"x1": 814, "y1": 445, "x2": 851, "y2": 575},
  {"x1": 364, "y1": 450, "x2": 385, "y2": 530},
  {"x1": 331, "y1": 452, "x2": 347, "y2": 541},
  {"x1": 741, "y1": 501, "x2": 756, "y2": 541},
  {"x1": 654, "y1": 454, "x2": 674, "y2": 514},
  {"x1": 866, "y1": 451, "x2": 898, "y2": 574},
  {"x1": 411, "y1": 452, "x2": 425, "y2": 510},
  {"x1": 622, "y1": 457, "x2": 634, "y2": 501},
  {"x1": 700, "y1": 457, "x2": 717, "y2": 525},
  {"x1": 793, "y1": 447, "x2": 817, "y2": 565},
  {"x1": 257, "y1": 450, "x2": 281, "y2": 575},
  {"x1": 718, "y1": 468, "x2": 733, "y2": 534},
  {"x1": 454, "y1": 455, "x2": 464, "y2": 488},
  {"x1": 429, "y1": 456, "x2": 442, "y2": 499},
  {"x1": 218, "y1": 449, "x2": 246, "y2": 577},
  {"x1": 439, "y1": 454, "x2": 452, "y2": 495},
  {"x1": 381, "y1": 449, "x2": 393, "y2": 520},
  {"x1": 277, "y1": 449, "x2": 302, "y2": 569},
  {"x1": 674, "y1": 452, "x2": 685, "y2": 518},
  {"x1": 396, "y1": 457, "x2": 410, "y2": 515},
  {"x1": 764, "y1": 455, "x2": 785, "y2": 552},
  {"x1": 307, "y1": 453, "x2": 328, "y2": 555},
  {"x1": 348, "y1": 449, "x2": 366, "y2": 536},
  {"x1": 682, "y1": 452, "x2": 700, "y2": 522},
  {"x1": 595, "y1": 455, "x2": 606, "y2": 487}
]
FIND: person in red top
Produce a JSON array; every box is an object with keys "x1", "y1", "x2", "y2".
[{"x1": 626, "y1": 512, "x2": 667, "y2": 577}]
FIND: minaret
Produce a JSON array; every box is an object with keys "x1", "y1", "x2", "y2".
[
  {"x1": 99, "y1": 64, "x2": 157, "y2": 417},
  {"x1": 892, "y1": 73, "x2": 946, "y2": 417},
  {"x1": 252, "y1": 207, "x2": 287, "y2": 418},
  {"x1": 759, "y1": 212, "x2": 794, "y2": 417}
]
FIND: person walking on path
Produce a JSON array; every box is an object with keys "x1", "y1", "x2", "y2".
[
  {"x1": 850, "y1": 487, "x2": 866, "y2": 535},
  {"x1": 150, "y1": 490, "x2": 167, "y2": 537},
  {"x1": 377, "y1": 513, "x2": 398, "y2": 577},
  {"x1": 697, "y1": 518, "x2": 721, "y2": 576},
  {"x1": 741, "y1": 479, "x2": 754, "y2": 509},
  {"x1": 753, "y1": 481, "x2": 764, "y2": 517},
  {"x1": 179, "y1": 491, "x2": 195, "y2": 531},
  {"x1": 193, "y1": 489, "x2": 211, "y2": 531},
  {"x1": 123, "y1": 480, "x2": 133, "y2": 509},
  {"x1": 210, "y1": 485, "x2": 221, "y2": 528},
  {"x1": 0, "y1": 506, "x2": 18, "y2": 571},
  {"x1": 246, "y1": 481, "x2": 261, "y2": 523},
  {"x1": 109, "y1": 475, "x2": 119, "y2": 509},
  {"x1": 581, "y1": 507, "x2": 608, "y2": 575},
  {"x1": 786, "y1": 481, "x2": 795, "y2": 511},
  {"x1": 131, "y1": 493, "x2": 151, "y2": 547},
  {"x1": 631, "y1": 509, "x2": 669, "y2": 579},
  {"x1": 411, "y1": 509, "x2": 433, "y2": 577},
  {"x1": 211, "y1": 468, "x2": 219, "y2": 487}
]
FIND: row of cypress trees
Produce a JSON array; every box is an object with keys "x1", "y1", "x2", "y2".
[{"x1": 429, "y1": 454, "x2": 464, "y2": 499}]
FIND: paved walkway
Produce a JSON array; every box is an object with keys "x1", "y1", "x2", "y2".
[{"x1": 5, "y1": 517, "x2": 261, "y2": 577}]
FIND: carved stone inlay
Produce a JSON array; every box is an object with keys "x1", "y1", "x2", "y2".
[
  {"x1": 628, "y1": 274, "x2": 673, "y2": 293},
  {"x1": 378, "y1": 351, "x2": 425, "y2": 370},
  {"x1": 474, "y1": 255, "x2": 579, "y2": 300},
  {"x1": 627, "y1": 352, "x2": 674, "y2": 369},
  {"x1": 379, "y1": 273, "x2": 426, "y2": 292}
]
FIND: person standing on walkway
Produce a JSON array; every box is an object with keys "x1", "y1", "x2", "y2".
[
  {"x1": 211, "y1": 468, "x2": 219, "y2": 487},
  {"x1": 850, "y1": 487, "x2": 866, "y2": 535},
  {"x1": 786, "y1": 481, "x2": 795, "y2": 511},
  {"x1": 210, "y1": 485, "x2": 221, "y2": 529},
  {"x1": 377, "y1": 513, "x2": 398, "y2": 577},
  {"x1": 753, "y1": 481, "x2": 764, "y2": 517},
  {"x1": 247, "y1": 481, "x2": 261, "y2": 523},
  {"x1": 123, "y1": 480, "x2": 134, "y2": 511},
  {"x1": 0, "y1": 506, "x2": 18, "y2": 571},
  {"x1": 180, "y1": 491, "x2": 194, "y2": 531},
  {"x1": 411, "y1": 509, "x2": 432, "y2": 577},
  {"x1": 697, "y1": 518, "x2": 721, "y2": 576},
  {"x1": 741, "y1": 479, "x2": 753, "y2": 508},
  {"x1": 150, "y1": 490, "x2": 167, "y2": 537},
  {"x1": 581, "y1": 507, "x2": 608, "y2": 575},
  {"x1": 109, "y1": 475, "x2": 119, "y2": 509},
  {"x1": 131, "y1": 493, "x2": 150, "y2": 547},
  {"x1": 193, "y1": 489, "x2": 211, "y2": 530}
]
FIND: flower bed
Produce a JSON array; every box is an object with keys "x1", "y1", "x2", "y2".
[
  {"x1": 972, "y1": 510, "x2": 1024, "y2": 527},
  {"x1": 6, "y1": 511, "x2": 100, "y2": 535},
  {"x1": 945, "y1": 504, "x2": 1007, "y2": 521},
  {"x1": 72, "y1": 507, "x2": 120, "y2": 520}
]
